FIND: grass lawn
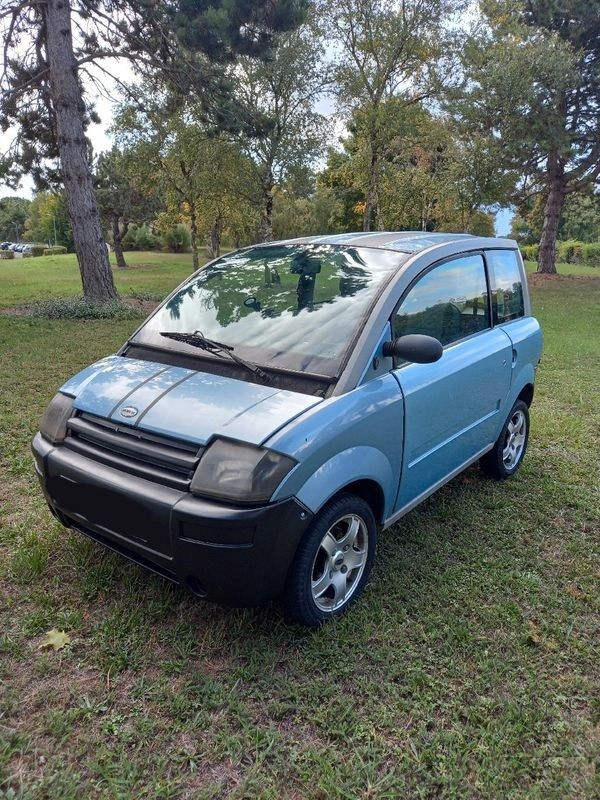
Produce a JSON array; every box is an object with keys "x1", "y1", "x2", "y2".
[
  {"x1": 0, "y1": 260, "x2": 598, "y2": 798},
  {"x1": 0, "y1": 251, "x2": 201, "y2": 308}
]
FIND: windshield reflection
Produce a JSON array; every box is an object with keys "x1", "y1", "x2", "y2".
[{"x1": 136, "y1": 244, "x2": 403, "y2": 376}]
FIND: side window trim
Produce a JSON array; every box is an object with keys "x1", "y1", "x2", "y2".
[
  {"x1": 389, "y1": 250, "x2": 491, "y2": 369},
  {"x1": 483, "y1": 247, "x2": 525, "y2": 326}
]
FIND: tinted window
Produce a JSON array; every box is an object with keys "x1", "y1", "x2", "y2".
[
  {"x1": 393, "y1": 254, "x2": 490, "y2": 347},
  {"x1": 134, "y1": 244, "x2": 404, "y2": 376},
  {"x1": 486, "y1": 250, "x2": 524, "y2": 324}
]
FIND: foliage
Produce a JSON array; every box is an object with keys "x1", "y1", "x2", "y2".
[
  {"x1": 161, "y1": 225, "x2": 191, "y2": 253},
  {"x1": 324, "y1": 101, "x2": 501, "y2": 234},
  {"x1": 0, "y1": 196, "x2": 30, "y2": 241},
  {"x1": 0, "y1": 249, "x2": 15, "y2": 260},
  {"x1": 0, "y1": 1, "x2": 308, "y2": 188},
  {"x1": 25, "y1": 297, "x2": 143, "y2": 320},
  {"x1": 95, "y1": 147, "x2": 162, "y2": 265},
  {"x1": 43, "y1": 246, "x2": 68, "y2": 256},
  {"x1": 24, "y1": 192, "x2": 74, "y2": 251},
  {"x1": 234, "y1": 19, "x2": 330, "y2": 239},
  {"x1": 38, "y1": 629, "x2": 70, "y2": 651},
  {"x1": 520, "y1": 244, "x2": 539, "y2": 263},
  {"x1": 0, "y1": 0, "x2": 306, "y2": 301},
  {"x1": 321, "y1": 0, "x2": 457, "y2": 230},
  {"x1": 456, "y1": 0, "x2": 600, "y2": 272},
  {"x1": 559, "y1": 190, "x2": 600, "y2": 243},
  {"x1": 113, "y1": 104, "x2": 258, "y2": 262},
  {"x1": 121, "y1": 225, "x2": 161, "y2": 252},
  {"x1": 557, "y1": 240, "x2": 600, "y2": 266}
]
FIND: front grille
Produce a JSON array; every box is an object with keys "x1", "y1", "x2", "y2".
[{"x1": 65, "y1": 412, "x2": 203, "y2": 490}]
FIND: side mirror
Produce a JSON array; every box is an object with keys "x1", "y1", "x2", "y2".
[{"x1": 383, "y1": 334, "x2": 443, "y2": 364}]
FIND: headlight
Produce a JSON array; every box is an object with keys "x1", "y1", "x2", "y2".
[
  {"x1": 190, "y1": 438, "x2": 296, "y2": 503},
  {"x1": 40, "y1": 393, "x2": 74, "y2": 444}
]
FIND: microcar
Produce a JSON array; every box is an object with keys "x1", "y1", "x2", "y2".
[{"x1": 33, "y1": 232, "x2": 542, "y2": 626}]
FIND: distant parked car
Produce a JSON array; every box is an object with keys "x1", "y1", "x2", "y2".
[
  {"x1": 33, "y1": 231, "x2": 542, "y2": 626},
  {"x1": 21, "y1": 244, "x2": 33, "y2": 254},
  {"x1": 9, "y1": 243, "x2": 18, "y2": 251},
  {"x1": 0, "y1": 241, "x2": 11, "y2": 250}
]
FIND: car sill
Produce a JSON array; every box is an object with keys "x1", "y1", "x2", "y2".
[{"x1": 382, "y1": 443, "x2": 495, "y2": 530}]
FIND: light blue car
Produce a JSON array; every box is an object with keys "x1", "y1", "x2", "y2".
[{"x1": 33, "y1": 232, "x2": 542, "y2": 626}]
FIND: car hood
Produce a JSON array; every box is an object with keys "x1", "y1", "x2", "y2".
[{"x1": 60, "y1": 355, "x2": 322, "y2": 447}]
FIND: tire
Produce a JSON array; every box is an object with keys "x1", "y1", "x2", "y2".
[
  {"x1": 480, "y1": 399, "x2": 530, "y2": 480},
  {"x1": 283, "y1": 493, "x2": 377, "y2": 627}
]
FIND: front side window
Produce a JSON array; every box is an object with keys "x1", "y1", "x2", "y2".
[
  {"x1": 134, "y1": 244, "x2": 404, "y2": 376},
  {"x1": 393, "y1": 254, "x2": 490, "y2": 347},
  {"x1": 486, "y1": 249, "x2": 524, "y2": 324}
]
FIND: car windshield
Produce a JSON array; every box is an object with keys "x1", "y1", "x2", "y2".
[{"x1": 133, "y1": 244, "x2": 404, "y2": 376}]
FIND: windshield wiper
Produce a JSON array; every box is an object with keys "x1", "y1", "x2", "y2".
[{"x1": 159, "y1": 330, "x2": 271, "y2": 383}]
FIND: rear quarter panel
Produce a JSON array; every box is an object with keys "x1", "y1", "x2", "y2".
[{"x1": 496, "y1": 317, "x2": 543, "y2": 437}]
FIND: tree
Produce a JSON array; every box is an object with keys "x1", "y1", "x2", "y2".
[
  {"x1": 324, "y1": 100, "x2": 503, "y2": 234},
  {"x1": 0, "y1": 1, "x2": 306, "y2": 298},
  {"x1": 0, "y1": 196, "x2": 30, "y2": 242},
  {"x1": 235, "y1": 22, "x2": 329, "y2": 240},
  {"x1": 95, "y1": 148, "x2": 161, "y2": 268},
  {"x1": 457, "y1": 0, "x2": 600, "y2": 274},
  {"x1": 320, "y1": 0, "x2": 457, "y2": 231},
  {"x1": 24, "y1": 191, "x2": 74, "y2": 249},
  {"x1": 113, "y1": 104, "x2": 258, "y2": 265}
]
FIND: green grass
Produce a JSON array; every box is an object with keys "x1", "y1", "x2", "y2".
[
  {"x1": 0, "y1": 262, "x2": 599, "y2": 799},
  {"x1": 0, "y1": 251, "x2": 201, "y2": 308},
  {"x1": 524, "y1": 259, "x2": 600, "y2": 277}
]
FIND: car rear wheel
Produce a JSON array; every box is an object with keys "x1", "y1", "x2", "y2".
[
  {"x1": 480, "y1": 399, "x2": 530, "y2": 479},
  {"x1": 283, "y1": 493, "x2": 376, "y2": 627}
]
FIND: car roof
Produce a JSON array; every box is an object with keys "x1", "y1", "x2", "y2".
[{"x1": 264, "y1": 231, "x2": 516, "y2": 255}]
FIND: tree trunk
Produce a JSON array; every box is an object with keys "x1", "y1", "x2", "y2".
[
  {"x1": 189, "y1": 200, "x2": 199, "y2": 270},
  {"x1": 260, "y1": 176, "x2": 274, "y2": 242},
  {"x1": 111, "y1": 215, "x2": 127, "y2": 268},
  {"x1": 363, "y1": 113, "x2": 381, "y2": 232},
  {"x1": 537, "y1": 159, "x2": 565, "y2": 275},
  {"x1": 209, "y1": 214, "x2": 221, "y2": 258},
  {"x1": 44, "y1": 0, "x2": 117, "y2": 300}
]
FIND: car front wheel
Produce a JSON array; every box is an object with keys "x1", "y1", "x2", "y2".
[{"x1": 283, "y1": 493, "x2": 377, "y2": 627}]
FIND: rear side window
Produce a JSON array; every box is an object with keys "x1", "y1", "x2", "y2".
[
  {"x1": 393, "y1": 254, "x2": 490, "y2": 347},
  {"x1": 486, "y1": 250, "x2": 524, "y2": 324}
]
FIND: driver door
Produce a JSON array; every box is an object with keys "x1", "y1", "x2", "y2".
[{"x1": 392, "y1": 252, "x2": 513, "y2": 512}]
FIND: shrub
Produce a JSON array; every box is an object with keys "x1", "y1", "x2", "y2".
[
  {"x1": 30, "y1": 245, "x2": 46, "y2": 257},
  {"x1": 162, "y1": 224, "x2": 191, "y2": 253},
  {"x1": 43, "y1": 245, "x2": 67, "y2": 255},
  {"x1": 26, "y1": 297, "x2": 144, "y2": 320},
  {"x1": 22, "y1": 251, "x2": 33, "y2": 258},
  {"x1": 121, "y1": 224, "x2": 160, "y2": 251},
  {"x1": 581, "y1": 243, "x2": 600, "y2": 266},
  {"x1": 0, "y1": 249, "x2": 15, "y2": 259},
  {"x1": 557, "y1": 239, "x2": 585, "y2": 263},
  {"x1": 520, "y1": 244, "x2": 538, "y2": 262},
  {"x1": 134, "y1": 224, "x2": 160, "y2": 251}
]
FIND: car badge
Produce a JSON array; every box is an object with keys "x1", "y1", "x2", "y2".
[{"x1": 120, "y1": 406, "x2": 138, "y2": 418}]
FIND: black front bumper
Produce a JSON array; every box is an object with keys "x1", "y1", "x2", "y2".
[{"x1": 32, "y1": 433, "x2": 312, "y2": 607}]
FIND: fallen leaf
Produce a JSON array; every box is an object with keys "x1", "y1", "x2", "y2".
[{"x1": 39, "y1": 629, "x2": 70, "y2": 651}]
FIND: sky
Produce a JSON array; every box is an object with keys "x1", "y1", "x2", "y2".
[{"x1": 0, "y1": 64, "x2": 513, "y2": 236}]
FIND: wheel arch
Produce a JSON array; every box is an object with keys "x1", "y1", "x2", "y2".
[
  {"x1": 329, "y1": 479, "x2": 386, "y2": 525},
  {"x1": 285, "y1": 445, "x2": 396, "y2": 523},
  {"x1": 517, "y1": 382, "x2": 534, "y2": 407}
]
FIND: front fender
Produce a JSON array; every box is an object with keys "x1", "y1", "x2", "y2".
[
  {"x1": 268, "y1": 373, "x2": 404, "y2": 520},
  {"x1": 284, "y1": 446, "x2": 395, "y2": 520}
]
